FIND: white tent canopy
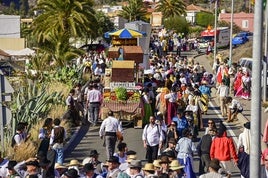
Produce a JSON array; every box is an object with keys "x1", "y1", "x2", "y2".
[{"x1": 4, "y1": 48, "x2": 35, "y2": 56}]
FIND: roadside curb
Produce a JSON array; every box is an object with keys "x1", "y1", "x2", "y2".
[{"x1": 63, "y1": 124, "x2": 89, "y2": 155}]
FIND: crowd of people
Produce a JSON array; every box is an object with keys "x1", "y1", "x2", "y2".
[{"x1": 0, "y1": 35, "x2": 259, "y2": 178}]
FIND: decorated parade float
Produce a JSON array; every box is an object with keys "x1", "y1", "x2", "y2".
[{"x1": 102, "y1": 28, "x2": 145, "y2": 128}]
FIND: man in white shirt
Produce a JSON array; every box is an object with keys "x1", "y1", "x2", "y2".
[
  {"x1": 99, "y1": 111, "x2": 123, "y2": 159},
  {"x1": 86, "y1": 83, "x2": 102, "y2": 125},
  {"x1": 142, "y1": 116, "x2": 164, "y2": 163}
]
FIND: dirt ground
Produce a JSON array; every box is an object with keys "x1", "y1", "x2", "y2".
[{"x1": 205, "y1": 40, "x2": 253, "y2": 66}]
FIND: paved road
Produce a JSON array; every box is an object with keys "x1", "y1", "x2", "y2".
[{"x1": 64, "y1": 54, "x2": 268, "y2": 177}]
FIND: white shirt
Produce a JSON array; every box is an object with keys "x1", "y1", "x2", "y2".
[
  {"x1": 164, "y1": 93, "x2": 177, "y2": 103},
  {"x1": 142, "y1": 124, "x2": 163, "y2": 146},
  {"x1": 185, "y1": 104, "x2": 198, "y2": 113},
  {"x1": 217, "y1": 85, "x2": 229, "y2": 97},
  {"x1": 14, "y1": 132, "x2": 24, "y2": 146},
  {"x1": 179, "y1": 77, "x2": 187, "y2": 84},
  {"x1": 0, "y1": 159, "x2": 8, "y2": 177},
  {"x1": 94, "y1": 67, "x2": 102, "y2": 75},
  {"x1": 99, "y1": 116, "x2": 123, "y2": 137},
  {"x1": 229, "y1": 99, "x2": 243, "y2": 110},
  {"x1": 237, "y1": 128, "x2": 251, "y2": 154},
  {"x1": 199, "y1": 172, "x2": 223, "y2": 178}
]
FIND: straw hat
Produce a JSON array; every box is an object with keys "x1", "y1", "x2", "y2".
[
  {"x1": 126, "y1": 155, "x2": 137, "y2": 163},
  {"x1": 55, "y1": 163, "x2": 67, "y2": 169},
  {"x1": 67, "y1": 159, "x2": 81, "y2": 167},
  {"x1": 142, "y1": 163, "x2": 155, "y2": 171},
  {"x1": 153, "y1": 159, "x2": 161, "y2": 168},
  {"x1": 156, "y1": 87, "x2": 162, "y2": 93},
  {"x1": 169, "y1": 160, "x2": 185, "y2": 170},
  {"x1": 82, "y1": 157, "x2": 93, "y2": 166}
]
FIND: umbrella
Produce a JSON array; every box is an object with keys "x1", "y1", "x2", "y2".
[{"x1": 108, "y1": 28, "x2": 146, "y2": 39}]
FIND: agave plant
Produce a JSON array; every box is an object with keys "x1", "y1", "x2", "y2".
[
  {"x1": 53, "y1": 64, "x2": 84, "y2": 87},
  {"x1": 13, "y1": 82, "x2": 64, "y2": 129}
]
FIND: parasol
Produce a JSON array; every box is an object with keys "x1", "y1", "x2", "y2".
[{"x1": 107, "y1": 28, "x2": 146, "y2": 39}]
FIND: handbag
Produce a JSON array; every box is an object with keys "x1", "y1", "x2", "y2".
[{"x1": 116, "y1": 131, "x2": 123, "y2": 142}]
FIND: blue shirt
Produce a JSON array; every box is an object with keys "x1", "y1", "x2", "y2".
[{"x1": 172, "y1": 116, "x2": 188, "y2": 137}]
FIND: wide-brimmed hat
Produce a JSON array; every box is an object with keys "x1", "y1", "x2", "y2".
[
  {"x1": 142, "y1": 163, "x2": 155, "y2": 171},
  {"x1": 89, "y1": 150, "x2": 99, "y2": 157},
  {"x1": 209, "y1": 159, "x2": 221, "y2": 171},
  {"x1": 126, "y1": 150, "x2": 136, "y2": 156},
  {"x1": 159, "y1": 156, "x2": 171, "y2": 164},
  {"x1": 64, "y1": 168, "x2": 80, "y2": 178},
  {"x1": 82, "y1": 157, "x2": 92, "y2": 166},
  {"x1": 129, "y1": 160, "x2": 142, "y2": 168},
  {"x1": 55, "y1": 163, "x2": 67, "y2": 169},
  {"x1": 107, "y1": 156, "x2": 120, "y2": 164},
  {"x1": 126, "y1": 155, "x2": 137, "y2": 163},
  {"x1": 156, "y1": 87, "x2": 162, "y2": 93},
  {"x1": 244, "y1": 122, "x2": 250, "y2": 129},
  {"x1": 201, "y1": 80, "x2": 208, "y2": 85},
  {"x1": 39, "y1": 157, "x2": 51, "y2": 167},
  {"x1": 6, "y1": 160, "x2": 17, "y2": 169},
  {"x1": 169, "y1": 160, "x2": 185, "y2": 170},
  {"x1": 153, "y1": 160, "x2": 161, "y2": 168},
  {"x1": 168, "y1": 138, "x2": 177, "y2": 145},
  {"x1": 25, "y1": 160, "x2": 39, "y2": 167},
  {"x1": 83, "y1": 163, "x2": 95, "y2": 172},
  {"x1": 67, "y1": 160, "x2": 81, "y2": 167}
]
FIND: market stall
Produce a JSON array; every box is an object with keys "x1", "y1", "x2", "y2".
[{"x1": 101, "y1": 61, "x2": 144, "y2": 128}]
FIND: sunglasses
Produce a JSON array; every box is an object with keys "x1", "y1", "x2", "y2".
[{"x1": 208, "y1": 122, "x2": 213, "y2": 124}]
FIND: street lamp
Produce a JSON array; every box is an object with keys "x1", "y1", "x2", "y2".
[
  {"x1": 213, "y1": 0, "x2": 218, "y2": 64},
  {"x1": 228, "y1": 0, "x2": 234, "y2": 66}
]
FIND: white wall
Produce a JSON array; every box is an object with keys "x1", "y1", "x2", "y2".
[{"x1": 0, "y1": 15, "x2": 20, "y2": 38}]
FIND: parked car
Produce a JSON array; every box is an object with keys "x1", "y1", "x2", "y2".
[{"x1": 232, "y1": 33, "x2": 248, "y2": 46}]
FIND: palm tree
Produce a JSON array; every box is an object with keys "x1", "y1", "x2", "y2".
[
  {"x1": 155, "y1": 0, "x2": 186, "y2": 19},
  {"x1": 118, "y1": 0, "x2": 148, "y2": 22},
  {"x1": 37, "y1": 33, "x2": 84, "y2": 67},
  {"x1": 32, "y1": 0, "x2": 98, "y2": 43}
]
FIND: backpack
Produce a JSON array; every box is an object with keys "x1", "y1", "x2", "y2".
[{"x1": 11, "y1": 133, "x2": 19, "y2": 148}]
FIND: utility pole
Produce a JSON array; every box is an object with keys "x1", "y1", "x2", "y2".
[
  {"x1": 213, "y1": 0, "x2": 218, "y2": 64},
  {"x1": 229, "y1": 0, "x2": 234, "y2": 66},
  {"x1": 264, "y1": 4, "x2": 268, "y2": 102},
  {"x1": 250, "y1": 0, "x2": 263, "y2": 177}
]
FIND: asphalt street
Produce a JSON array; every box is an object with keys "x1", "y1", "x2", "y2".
[{"x1": 63, "y1": 54, "x2": 268, "y2": 177}]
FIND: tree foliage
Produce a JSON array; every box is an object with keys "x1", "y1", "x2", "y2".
[
  {"x1": 155, "y1": 0, "x2": 186, "y2": 19},
  {"x1": 118, "y1": 0, "x2": 148, "y2": 22},
  {"x1": 195, "y1": 12, "x2": 214, "y2": 28},
  {"x1": 32, "y1": 0, "x2": 98, "y2": 43},
  {"x1": 95, "y1": 11, "x2": 115, "y2": 39},
  {"x1": 30, "y1": 0, "x2": 98, "y2": 67},
  {"x1": 163, "y1": 16, "x2": 189, "y2": 35}
]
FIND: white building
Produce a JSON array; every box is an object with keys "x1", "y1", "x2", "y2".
[{"x1": 185, "y1": 4, "x2": 211, "y2": 25}]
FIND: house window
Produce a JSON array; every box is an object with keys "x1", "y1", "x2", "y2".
[{"x1": 242, "y1": 20, "x2": 249, "y2": 28}]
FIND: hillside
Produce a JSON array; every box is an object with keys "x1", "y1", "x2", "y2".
[{"x1": 219, "y1": 41, "x2": 253, "y2": 64}]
